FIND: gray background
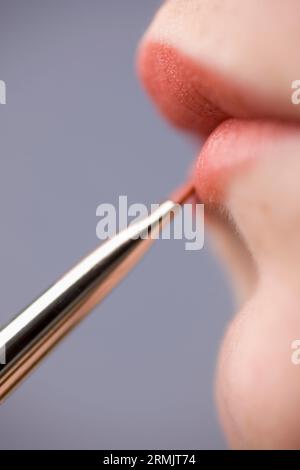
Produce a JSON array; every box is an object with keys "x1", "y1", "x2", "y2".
[{"x1": 0, "y1": 0, "x2": 232, "y2": 449}]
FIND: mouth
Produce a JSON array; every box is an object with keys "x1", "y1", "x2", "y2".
[
  {"x1": 137, "y1": 41, "x2": 300, "y2": 206},
  {"x1": 137, "y1": 36, "x2": 300, "y2": 305}
]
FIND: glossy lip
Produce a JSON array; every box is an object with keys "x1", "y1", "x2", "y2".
[{"x1": 137, "y1": 41, "x2": 300, "y2": 204}]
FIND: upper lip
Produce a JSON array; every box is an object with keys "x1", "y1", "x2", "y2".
[
  {"x1": 137, "y1": 41, "x2": 232, "y2": 137},
  {"x1": 137, "y1": 40, "x2": 285, "y2": 137}
]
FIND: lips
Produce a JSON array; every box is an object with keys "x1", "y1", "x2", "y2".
[{"x1": 137, "y1": 41, "x2": 300, "y2": 205}]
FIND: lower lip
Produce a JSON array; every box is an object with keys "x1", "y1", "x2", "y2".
[{"x1": 195, "y1": 118, "x2": 300, "y2": 204}]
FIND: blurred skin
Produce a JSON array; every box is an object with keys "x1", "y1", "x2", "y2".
[{"x1": 138, "y1": 0, "x2": 300, "y2": 449}]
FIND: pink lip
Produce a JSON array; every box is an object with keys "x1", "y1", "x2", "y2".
[
  {"x1": 137, "y1": 42, "x2": 300, "y2": 204},
  {"x1": 194, "y1": 118, "x2": 300, "y2": 203},
  {"x1": 138, "y1": 42, "x2": 231, "y2": 136},
  {"x1": 137, "y1": 41, "x2": 281, "y2": 136}
]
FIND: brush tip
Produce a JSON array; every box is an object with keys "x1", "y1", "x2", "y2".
[{"x1": 170, "y1": 181, "x2": 196, "y2": 205}]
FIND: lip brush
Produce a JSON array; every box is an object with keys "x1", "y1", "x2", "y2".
[{"x1": 0, "y1": 183, "x2": 195, "y2": 402}]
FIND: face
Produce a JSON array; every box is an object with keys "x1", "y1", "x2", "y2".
[{"x1": 137, "y1": 0, "x2": 300, "y2": 449}]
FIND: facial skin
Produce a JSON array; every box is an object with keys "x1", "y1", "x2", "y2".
[{"x1": 138, "y1": 0, "x2": 300, "y2": 449}]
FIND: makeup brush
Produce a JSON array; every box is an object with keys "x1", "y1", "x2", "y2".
[{"x1": 0, "y1": 183, "x2": 195, "y2": 402}]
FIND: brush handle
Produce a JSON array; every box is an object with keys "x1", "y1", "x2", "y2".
[{"x1": 0, "y1": 200, "x2": 177, "y2": 402}]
